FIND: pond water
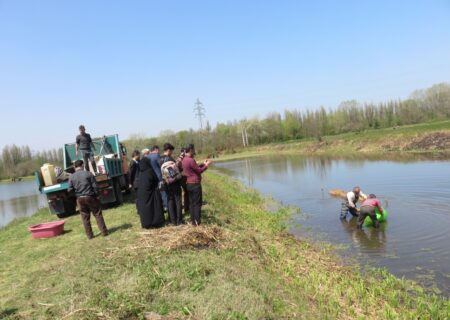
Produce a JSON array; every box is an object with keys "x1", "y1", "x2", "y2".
[
  {"x1": 216, "y1": 155, "x2": 450, "y2": 296},
  {"x1": 0, "y1": 180, "x2": 47, "y2": 228}
]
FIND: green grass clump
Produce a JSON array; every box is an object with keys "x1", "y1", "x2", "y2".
[{"x1": 0, "y1": 172, "x2": 449, "y2": 319}]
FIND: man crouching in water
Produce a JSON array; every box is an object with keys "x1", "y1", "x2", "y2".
[
  {"x1": 68, "y1": 160, "x2": 108, "y2": 239},
  {"x1": 357, "y1": 194, "x2": 383, "y2": 229},
  {"x1": 340, "y1": 186, "x2": 367, "y2": 219}
]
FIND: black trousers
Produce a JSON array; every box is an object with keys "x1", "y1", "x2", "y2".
[
  {"x1": 167, "y1": 182, "x2": 183, "y2": 225},
  {"x1": 357, "y1": 205, "x2": 379, "y2": 229},
  {"x1": 340, "y1": 201, "x2": 359, "y2": 219},
  {"x1": 133, "y1": 187, "x2": 139, "y2": 214},
  {"x1": 187, "y1": 183, "x2": 202, "y2": 225},
  {"x1": 81, "y1": 149, "x2": 97, "y2": 172},
  {"x1": 77, "y1": 196, "x2": 108, "y2": 239}
]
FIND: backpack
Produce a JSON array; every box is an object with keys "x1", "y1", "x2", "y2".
[{"x1": 161, "y1": 160, "x2": 182, "y2": 184}]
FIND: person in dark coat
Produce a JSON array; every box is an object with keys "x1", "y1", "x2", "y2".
[
  {"x1": 128, "y1": 150, "x2": 141, "y2": 213},
  {"x1": 68, "y1": 160, "x2": 108, "y2": 239},
  {"x1": 160, "y1": 143, "x2": 184, "y2": 225},
  {"x1": 128, "y1": 150, "x2": 141, "y2": 190},
  {"x1": 136, "y1": 156, "x2": 164, "y2": 229}
]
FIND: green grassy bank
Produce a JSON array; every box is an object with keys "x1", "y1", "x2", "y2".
[
  {"x1": 1, "y1": 172, "x2": 449, "y2": 319},
  {"x1": 213, "y1": 120, "x2": 450, "y2": 162}
]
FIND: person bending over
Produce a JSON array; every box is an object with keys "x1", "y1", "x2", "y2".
[
  {"x1": 340, "y1": 186, "x2": 367, "y2": 219},
  {"x1": 357, "y1": 194, "x2": 383, "y2": 229}
]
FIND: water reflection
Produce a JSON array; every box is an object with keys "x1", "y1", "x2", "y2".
[
  {"x1": 0, "y1": 181, "x2": 47, "y2": 228},
  {"x1": 256, "y1": 155, "x2": 368, "y2": 181},
  {"x1": 340, "y1": 218, "x2": 387, "y2": 254},
  {"x1": 244, "y1": 159, "x2": 254, "y2": 186}
]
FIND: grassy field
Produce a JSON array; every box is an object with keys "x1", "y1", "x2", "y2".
[
  {"x1": 1, "y1": 172, "x2": 448, "y2": 319},
  {"x1": 213, "y1": 120, "x2": 450, "y2": 162}
]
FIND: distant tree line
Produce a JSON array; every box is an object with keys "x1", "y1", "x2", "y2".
[
  {"x1": 123, "y1": 83, "x2": 450, "y2": 155},
  {"x1": 1, "y1": 83, "x2": 449, "y2": 179},
  {"x1": 0, "y1": 145, "x2": 63, "y2": 180}
]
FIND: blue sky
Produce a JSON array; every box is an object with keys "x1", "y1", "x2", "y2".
[{"x1": 0, "y1": 0, "x2": 449, "y2": 150}]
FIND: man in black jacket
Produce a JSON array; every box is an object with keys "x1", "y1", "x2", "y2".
[
  {"x1": 128, "y1": 150, "x2": 141, "y2": 190},
  {"x1": 160, "y1": 143, "x2": 183, "y2": 225},
  {"x1": 128, "y1": 150, "x2": 141, "y2": 214},
  {"x1": 68, "y1": 160, "x2": 108, "y2": 239}
]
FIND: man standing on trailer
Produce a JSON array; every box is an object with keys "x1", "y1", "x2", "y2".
[
  {"x1": 68, "y1": 160, "x2": 108, "y2": 239},
  {"x1": 76, "y1": 125, "x2": 97, "y2": 173}
]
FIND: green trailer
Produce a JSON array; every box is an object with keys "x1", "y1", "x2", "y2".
[{"x1": 36, "y1": 134, "x2": 129, "y2": 218}]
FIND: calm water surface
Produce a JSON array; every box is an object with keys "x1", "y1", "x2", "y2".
[
  {"x1": 216, "y1": 155, "x2": 450, "y2": 295},
  {"x1": 0, "y1": 180, "x2": 47, "y2": 228}
]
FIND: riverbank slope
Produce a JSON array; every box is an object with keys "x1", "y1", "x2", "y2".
[
  {"x1": 0, "y1": 172, "x2": 448, "y2": 319},
  {"x1": 214, "y1": 120, "x2": 450, "y2": 162}
]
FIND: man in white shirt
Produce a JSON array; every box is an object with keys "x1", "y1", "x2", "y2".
[{"x1": 340, "y1": 186, "x2": 367, "y2": 219}]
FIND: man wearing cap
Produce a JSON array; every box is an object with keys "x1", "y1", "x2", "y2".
[{"x1": 68, "y1": 160, "x2": 108, "y2": 239}]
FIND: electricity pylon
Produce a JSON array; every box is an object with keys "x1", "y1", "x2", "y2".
[{"x1": 194, "y1": 98, "x2": 205, "y2": 130}]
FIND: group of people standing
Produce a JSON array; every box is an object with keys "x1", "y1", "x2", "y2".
[
  {"x1": 69, "y1": 125, "x2": 212, "y2": 239},
  {"x1": 129, "y1": 143, "x2": 212, "y2": 229},
  {"x1": 69, "y1": 125, "x2": 385, "y2": 240}
]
